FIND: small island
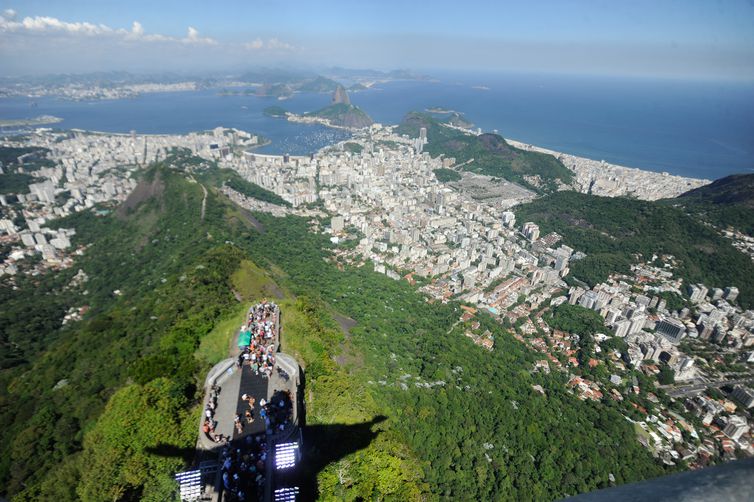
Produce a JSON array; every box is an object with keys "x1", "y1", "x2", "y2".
[
  {"x1": 305, "y1": 84, "x2": 373, "y2": 128},
  {"x1": 284, "y1": 84, "x2": 374, "y2": 130},
  {"x1": 0, "y1": 115, "x2": 63, "y2": 128},
  {"x1": 262, "y1": 105, "x2": 288, "y2": 118}
]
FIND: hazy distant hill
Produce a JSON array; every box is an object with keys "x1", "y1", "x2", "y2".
[
  {"x1": 397, "y1": 111, "x2": 573, "y2": 193},
  {"x1": 238, "y1": 68, "x2": 312, "y2": 84},
  {"x1": 672, "y1": 173, "x2": 754, "y2": 235},
  {"x1": 255, "y1": 82, "x2": 294, "y2": 98},
  {"x1": 297, "y1": 75, "x2": 341, "y2": 93}
]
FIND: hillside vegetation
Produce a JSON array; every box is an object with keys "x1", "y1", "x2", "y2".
[
  {"x1": 195, "y1": 163, "x2": 290, "y2": 207},
  {"x1": 1, "y1": 166, "x2": 255, "y2": 499},
  {"x1": 397, "y1": 112, "x2": 573, "y2": 193},
  {"x1": 263, "y1": 105, "x2": 288, "y2": 118},
  {"x1": 240, "y1": 213, "x2": 665, "y2": 499},
  {"x1": 433, "y1": 167, "x2": 462, "y2": 182},
  {"x1": 515, "y1": 191, "x2": 754, "y2": 308},
  {"x1": 672, "y1": 173, "x2": 754, "y2": 236}
]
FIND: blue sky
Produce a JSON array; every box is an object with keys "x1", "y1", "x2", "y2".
[{"x1": 1, "y1": 0, "x2": 753, "y2": 78}]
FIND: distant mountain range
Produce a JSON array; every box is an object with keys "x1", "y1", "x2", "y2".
[{"x1": 1, "y1": 67, "x2": 432, "y2": 94}]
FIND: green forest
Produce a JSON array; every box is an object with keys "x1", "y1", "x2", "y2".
[
  {"x1": 433, "y1": 167, "x2": 462, "y2": 182},
  {"x1": 671, "y1": 173, "x2": 754, "y2": 236},
  {"x1": 1, "y1": 162, "x2": 671, "y2": 501},
  {"x1": 397, "y1": 112, "x2": 573, "y2": 193},
  {"x1": 0, "y1": 165, "x2": 253, "y2": 499},
  {"x1": 515, "y1": 191, "x2": 754, "y2": 309}
]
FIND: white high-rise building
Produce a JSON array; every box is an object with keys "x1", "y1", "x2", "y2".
[
  {"x1": 723, "y1": 416, "x2": 749, "y2": 441},
  {"x1": 331, "y1": 216, "x2": 344, "y2": 233},
  {"x1": 723, "y1": 287, "x2": 739, "y2": 303},
  {"x1": 522, "y1": 222, "x2": 539, "y2": 242},
  {"x1": 501, "y1": 211, "x2": 516, "y2": 229},
  {"x1": 687, "y1": 283, "x2": 708, "y2": 304}
]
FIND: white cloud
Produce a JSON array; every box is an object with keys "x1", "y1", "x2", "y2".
[
  {"x1": 131, "y1": 21, "x2": 144, "y2": 37},
  {"x1": 183, "y1": 26, "x2": 216, "y2": 45},
  {"x1": 244, "y1": 38, "x2": 264, "y2": 50},
  {"x1": 267, "y1": 37, "x2": 294, "y2": 51},
  {"x1": 244, "y1": 37, "x2": 295, "y2": 51},
  {"x1": 0, "y1": 13, "x2": 216, "y2": 45},
  {"x1": 0, "y1": 15, "x2": 115, "y2": 36}
]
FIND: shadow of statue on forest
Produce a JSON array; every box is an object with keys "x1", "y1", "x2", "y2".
[
  {"x1": 145, "y1": 443, "x2": 205, "y2": 464},
  {"x1": 295, "y1": 415, "x2": 388, "y2": 501}
]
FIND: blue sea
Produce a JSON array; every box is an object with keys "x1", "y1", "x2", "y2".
[{"x1": 1, "y1": 72, "x2": 753, "y2": 180}]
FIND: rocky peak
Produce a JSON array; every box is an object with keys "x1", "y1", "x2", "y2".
[{"x1": 331, "y1": 84, "x2": 351, "y2": 105}]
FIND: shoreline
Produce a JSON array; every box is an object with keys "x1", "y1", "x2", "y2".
[
  {"x1": 7, "y1": 123, "x2": 711, "y2": 200},
  {"x1": 505, "y1": 137, "x2": 710, "y2": 200}
]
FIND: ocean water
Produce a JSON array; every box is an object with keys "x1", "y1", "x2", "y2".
[{"x1": 1, "y1": 72, "x2": 753, "y2": 179}]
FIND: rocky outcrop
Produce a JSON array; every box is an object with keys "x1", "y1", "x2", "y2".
[{"x1": 332, "y1": 84, "x2": 351, "y2": 105}]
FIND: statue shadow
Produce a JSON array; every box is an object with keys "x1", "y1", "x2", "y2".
[
  {"x1": 295, "y1": 415, "x2": 388, "y2": 500},
  {"x1": 146, "y1": 415, "x2": 388, "y2": 502}
]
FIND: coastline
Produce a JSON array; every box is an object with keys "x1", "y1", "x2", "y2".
[
  {"x1": 4, "y1": 116, "x2": 712, "y2": 201},
  {"x1": 506, "y1": 138, "x2": 710, "y2": 200}
]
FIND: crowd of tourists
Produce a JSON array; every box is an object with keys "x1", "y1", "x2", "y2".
[
  {"x1": 264, "y1": 389, "x2": 294, "y2": 434},
  {"x1": 220, "y1": 433, "x2": 268, "y2": 501},
  {"x1": 237, "y1": 301, "x2": 278, "y2": 378},
  {"x1": 202, "y1": 384, "x2": 230, "y2": 444},
  {"x1": 233, "y1": 388, "x2": 293, "y2": 436}
]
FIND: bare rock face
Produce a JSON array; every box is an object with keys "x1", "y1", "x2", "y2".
[{"x1": 332, "y1": 84, "x2": 351, "y2": 105}]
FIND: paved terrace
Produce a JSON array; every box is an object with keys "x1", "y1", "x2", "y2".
[
  {"x1": 205, "y1": 305, "x2": 281, "y2": 443},
  {"x1": 190, "y1": 302, "x2": 302, "y2": 502}
]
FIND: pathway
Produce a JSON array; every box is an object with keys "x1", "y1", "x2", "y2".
[{"x1": 200, "y1": 183, "x2": 208, "y2": 221}]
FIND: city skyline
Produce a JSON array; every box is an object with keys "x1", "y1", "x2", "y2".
[{"x1": 1, "y1": 0, "x2": 754, "y2": 80}]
